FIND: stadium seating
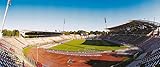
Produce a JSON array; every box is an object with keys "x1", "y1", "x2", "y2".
[
  {"x1": 105, "y1": 35, "x2": 149, "y2": 46},
  {"x1": 138, "y1": 37, "x2": 160, "y2": 52},
  {"x1": 127, "y1": 48, "x2": 160, "y2": 67},
  {"x1": 0, "y1": 42, "x2": 22, "y2": 67},
  {"x1": 100, "y1": 20, "x2": 160, "y2": 67}
]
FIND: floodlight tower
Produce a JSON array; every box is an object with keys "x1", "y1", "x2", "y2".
[
  {"x1": 0, "y1": 0, "x2": 12, "y2": 38},
  {"x1": 104, "y1": 17, "x2": 107, "y2": 28},
  {"x1": 63, "y1": 18, "x2": 65, "y2": 32},
  {"x1": 104, "y1": 17, "x2": 108, "y2": 34}
]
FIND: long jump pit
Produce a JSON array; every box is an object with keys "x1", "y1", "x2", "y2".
[{"x1": 26, "y1": 47, "x2": 127, "y2": 67}]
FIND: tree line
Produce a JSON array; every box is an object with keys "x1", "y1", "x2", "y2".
[
  {"x1": 2, "y1": 29, "x2": 19, "y2": 36},
  {"x1": 1, "y1": 29, "x2": 107, "y2": 37}
]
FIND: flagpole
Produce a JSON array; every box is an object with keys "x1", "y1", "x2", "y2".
[{"x1": 1, "y1": 0, "x2": 11, "y2": 37}]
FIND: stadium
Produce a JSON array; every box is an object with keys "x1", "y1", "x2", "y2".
[
  {"x1": 1, "y1": 0, "x2": 160, "y2": 67},
  {"x1": 1, "y1": 20, "x2": 160, "y2": 67}
]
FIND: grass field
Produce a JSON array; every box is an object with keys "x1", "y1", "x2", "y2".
[
  {"x1": 23, "y1": 45, "x2": 34, "y2": 56},
  {"x1": 49, "y1": 40, "x2": 127, "y2": 52}
]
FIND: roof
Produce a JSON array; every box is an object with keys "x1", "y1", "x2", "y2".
[
  {"x1": 20, "y1": 30, "x2": 61, "y2": 34},
  {"x1": 107, "y1": 20, "x2": 158, "y2": 30}
]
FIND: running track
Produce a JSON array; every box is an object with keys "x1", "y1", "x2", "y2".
[{"x1": 26, "y1": 47, "x2": 127, "y2": 67}]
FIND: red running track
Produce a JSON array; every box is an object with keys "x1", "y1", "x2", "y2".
[{"x1": 26, "y1": 47, "x2": 127, "y2": 67}]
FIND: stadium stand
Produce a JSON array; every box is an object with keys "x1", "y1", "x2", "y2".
[
  {"x1": 107, "y1": 20, "x2": 157, "y2": 35},
  {"x1": 127, "y1": 48, "x2": 160, "y2": 67},
  {"x1": 0, "y1": 39, "x2": 23, "y2": 67},
  {"x1": 20, "y1": 30, "x2": 61, "y2": 37},
  {"x1": 105, "y1": 20, "x2": 158, "y2": 47},
  {"x1": 0, "y1": 34, "x2": 89, "y2": 66},
  {"x1": 101, "y1": 20, "x2": 160, "y2": 67}
]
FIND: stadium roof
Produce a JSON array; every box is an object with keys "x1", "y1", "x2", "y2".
[{"x1": 107, "y1": 20, "x2": 158, "y2": 30}]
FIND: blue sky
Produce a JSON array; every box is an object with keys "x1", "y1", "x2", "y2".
[{"x1": 0, "y1": 0, "x2": 160, "y2": 31}]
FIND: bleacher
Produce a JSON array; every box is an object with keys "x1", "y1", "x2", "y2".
[
  {"x1": 0, "y1": 41, "x2": 22, "y2": 67},
  {"x1": 138, "y1": 37, "x2": 160, "y2": 52},
  {"x1": 0, "y1": 34, "x2": 87, "y2": 67},
  {"x1": 127, "y1": 48, "x2": 160, "y2": 67},
  {"x1": 100, "y1": 20, "x2": 160, "y2": 67},
  {"x1": 126, "y1": 37, "x2": 160, "y2": 67},
  {"x1": 107, "y1": 35, "x2": 150, "y2": 46}
]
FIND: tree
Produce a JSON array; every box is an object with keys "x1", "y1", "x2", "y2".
[
  {"x1": 89, "y1": 31, "x2": 94, "y2": 34},
  {"x1": 2, "y1": 29, "x2": 7, "y2": 36},
  {"x1": 77, "y1": 30, "x2": 86, "y2": 35},
  {"x1": 2, "y1": 29, "x2": 19, "y2": 37},
  {"x1": 15, "y1": 30, "x2": 19, "y2": 36},
  {"x1": 63, "y1": 31, "x2": 70, "y2": 35},
  {"x1": 69, "y1": 31, "x2": 74, "y2": 34},
  {"x1": 102, "y1": 31, "x2": 106, "y2": 35}
]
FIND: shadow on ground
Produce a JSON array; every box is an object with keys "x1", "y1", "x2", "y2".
[
  {"x1": 86, "y1": 60, "x2": 121, "y2": 67},
  {"x1": 82, "y1": 40, "x2": 121, "y2": 46}
]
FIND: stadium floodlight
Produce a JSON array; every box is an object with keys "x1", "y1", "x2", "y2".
[
  {"x1": 104, "y1": 17, "x2": 109, "y2": 32},
  {"x1": 104, "y1": 17, "x2": 107, "y2": 28},
  {"x1": 0, "y1": 0, "x2": 12, "y2": 38},
  {"x1": 63, "y1": 18, "x2": 65, "y2": 32},
  {"x1": 153, "y1": 17, "x2": 155, "y2": 22}
]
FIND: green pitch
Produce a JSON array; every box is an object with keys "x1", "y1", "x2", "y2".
[
  {"x1": 49, "y1": 40, "x2": 127, "y2": 52},
  {"x1": 23, "y1": 45, "x2": 34, "y2": 56}
]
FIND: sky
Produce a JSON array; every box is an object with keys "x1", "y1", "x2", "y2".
[{"x1": 0, "y1": 0, "x2": 160, "y2": 32}]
